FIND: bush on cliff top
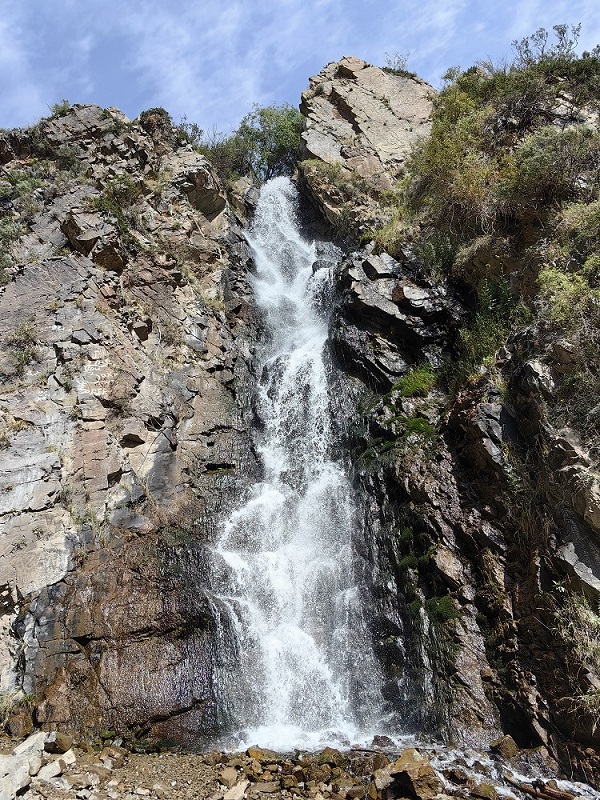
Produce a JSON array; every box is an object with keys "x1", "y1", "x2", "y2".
[
  {"x1": 196, "y1": 103, "x2": 303, "y2": 184},
  {"x1": 395, "y1": 24, "x2": 600, "y2": 247},
  {"x1": 372, "y1": 24, "x2": 600, "y2": 395}
]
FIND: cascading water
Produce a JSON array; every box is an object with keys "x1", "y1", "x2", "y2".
[{"x1": 209, "y1": 177, "x2": 388, "y2": 751}]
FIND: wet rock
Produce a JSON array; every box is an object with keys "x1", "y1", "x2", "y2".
[
  {"x1": 319, "y1": 747, "x2": 346, "y2": 767},
  {"x1": 490, "y1": 734, "x2": 519, "y2": 760},
  {"x1": 371, "y1": 736, "x2": 394, "y2": 748},
  {"x1": 444, "y1": 767, "x2": 469, "y2": 785},
  {"x1": 471, "y1": 783, "x2": 498, "y2": 800},
  {"x1": 246, "y1": 747, "x2": 282, "y2": 764},
  {"x1": 387, "y1": 749, "x2": 443, "y2": 800}
]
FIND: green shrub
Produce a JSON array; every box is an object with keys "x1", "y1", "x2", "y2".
[
  {"x1": 425, "y1": 595, "x2": 460, "y2": 624},
  {"x1": 236, "y1": 103, "x2": 303, "y2": 181},
  {"x1": 196, "y1": 129, "x2": 249, "y2": 183},
  {"x1": 5, "y1": 321, "x2": 38, "y2": 376},
  {"x1": 558, "y1": 199, "x2": 600, "y2": 276},
  {"x1": 392, "y1": 364, "x2": 437, "y2": 397},
  {"x1": 446, "y1": 278, "x2": 527, "y2": 392},
  {"x1": 537, "y1": 265, "x2": 594, "y2": 322},
  {"x1": 500, "y1": 125, "x2": 600, "y2": 216},
  {"x1": 0, "y1": 219, "x2": 25, "y2": 249},
  {"x1": 0, "y1": 219, "x2": 25, "y2": 280},
  {"x1": 138, "y1": 107, "x2": 173, "y2": 136},
  {"x1": 403, "y1": 25, "x2": 600, "y2": 241},
  {"x1": 397, "y1": 416, "x2": 437, "y2": 440},
  {"x1": 411, "y1": 231, "x2": 457, "y2": 278},
  {"x1": 55, "y1": 145, "x2": 83, "y2": 174},
  {"x1": 398, "y1": 554, "x2": 419, "y2": 571},
  {"x1": 382, "y1": 51, "x2": 417, "y2": 79},
  {"x1": 556, "y1": 592, "x2": 600, "y2": 712},
  {"x1": 7, "y1": 321, "x2": 36, "y2": 348},
  {"x1": 48, "y1": 99, "x2": 71, "y2": 118},
  {"x1": 199, "y1": 104, "x2": 303, "y2": 184},
  {"x1": 174, "y1": 115, "x2": 204, "y2": 147},
  {"x1": 89, "y1": 175, "x2": 142, "y2": 237}
]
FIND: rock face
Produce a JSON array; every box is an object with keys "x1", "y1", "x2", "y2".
[
  {"x1": 300, "y1": 56, "x2": 432, "y2": 183},
  {"x1": 301, "y1": 59, "x2": 600, "y2": 783},
  {"x1": 0, "y1": 104, "x2": 259, "y2": 742},
  {"x1": 299, "y1": 56, "x2": 433, "y2": 234},
  {"x1": 332, "y1": 246, "x2": 463, "y2": 388}
]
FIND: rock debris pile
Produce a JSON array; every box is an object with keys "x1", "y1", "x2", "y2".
[{"x1": 3, "y1": 738, "x2": 593, "y2": 800}]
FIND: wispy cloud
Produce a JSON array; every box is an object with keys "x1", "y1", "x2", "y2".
[
  {"x1": 1, "y1": 0, "x2": 600, "y2": 131},
  {"x1": 0, "y1": 10, "x2": 47, "y2": 127}
]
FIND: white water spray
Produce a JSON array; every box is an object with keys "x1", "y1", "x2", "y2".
[{"x1": 210, "y1": 177, "x2": 386, "y2": 751}]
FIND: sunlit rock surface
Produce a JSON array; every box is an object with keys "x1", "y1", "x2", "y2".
[
  {"x1": 299, "y1": 56, "x2": 433, "y2": 233},
  {"x1": 0, "y1": 104, "x2": 259, "y2": 741}
]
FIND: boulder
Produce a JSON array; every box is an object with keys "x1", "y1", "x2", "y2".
[
  {"x1": 387, "y1": 749, "x2": 444, "y2": 800},
  {"x1": 45, "y1": 730, "x2": 74, "y2": 754},
  {"x1": 490, "y1": 734, "x2": 520, "y2": 760},
  {"x1": 61, "y1": 210, "x2": 125, "y2": 271},
  {"x1": 246, "y1": 747, "x2": 282, "y2": 763}
]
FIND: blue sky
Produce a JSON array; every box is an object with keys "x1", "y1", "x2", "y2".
[{"x1": 2, "y1": 0, "x2": 600, "y2": 134}]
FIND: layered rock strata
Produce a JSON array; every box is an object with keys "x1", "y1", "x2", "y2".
[
  {"x1": 299, "y1": 56, "x2": 433, "y2": 235},
  {"x1": 0, "y1": 105, "x2": 259, "y2": 741}
]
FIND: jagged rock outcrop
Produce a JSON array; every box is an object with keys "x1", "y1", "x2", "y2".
[
  {"x1": 0, "y1": 104, "x2": 259, "y2": 741},
  {"x1": 299, "y1": 56, "x2": 433, "y2": 235},
  {"x1": 332, "y1": 246, "x2": 463, "y2": 388},
  {"x1": 308, "y1": 58, "x2": 600, "y2": 782}
]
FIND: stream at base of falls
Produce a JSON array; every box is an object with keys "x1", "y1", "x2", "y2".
[{"x1": 208, "y1": 176, "x2": 392, "y2": 752}]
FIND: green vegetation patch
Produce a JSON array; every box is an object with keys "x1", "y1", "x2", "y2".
[
  {"x1": 425, "y1": 595, "x2": 460, "y2": 624},
  {"x1": 88, "y1": 174, "x2": 142, "y2": 238},
  {"x1": 556, "y1": 592, "x2": 600, "y2": 714},
  {"x1": 392, "y1": 364, "x2": 437, "y2": 397},
  {"x1": 195, "y1": 103, "x2": 303, "y2": 184}
]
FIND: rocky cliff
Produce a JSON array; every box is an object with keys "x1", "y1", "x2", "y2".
[
  {"x1": 0, "y1": 105, "x2": 261, "y2": 743},
  {"x1": 1, "y1": 54, "x2": 600, "y2": 788},
  {"x1": 299, "y1": 57, "x2": 600, "y2": 783}
]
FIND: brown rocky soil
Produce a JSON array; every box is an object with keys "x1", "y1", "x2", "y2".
[{"x1": 7, "y1": 734, "x2": 597, "y2": 800}]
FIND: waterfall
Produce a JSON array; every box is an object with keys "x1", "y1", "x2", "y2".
[{"x1": 209, "y1": 177, "x2": 387, "y2": 751}]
